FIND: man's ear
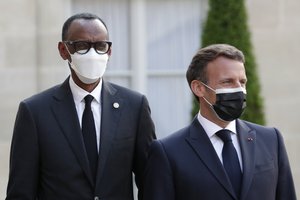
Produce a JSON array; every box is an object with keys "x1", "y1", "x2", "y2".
[
  {"x1": 191, "y1": 80, "x2": 206, "y2": 98},
  {"x1": 107, "y1": 48, "x2": 112, "y2": 58},
  {"x1": 58, "y1": 42, "x2": 69, "y2": 60}
]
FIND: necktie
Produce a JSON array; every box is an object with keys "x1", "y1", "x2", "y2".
[
  {"x1": 82, "y1": 95, "x2": 98, "y2": 180},
  {"x1": 216, "y1": 129, "x2": 242, "y2": 197}
]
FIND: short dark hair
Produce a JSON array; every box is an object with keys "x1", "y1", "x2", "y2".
[
  {"x1": 61, "y1": 13, "x2": 109, "y2": 41},
  {"x1": 186, "y1": 44, "x2": 245, "y2": 86}
]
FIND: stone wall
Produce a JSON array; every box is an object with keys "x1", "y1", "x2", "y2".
[
  {"x1": 247, "y1": 0, "x2": 300, "y2": 196},
  {"x1": 0, "y1": 0, "x2": 70, "y2": 198}
]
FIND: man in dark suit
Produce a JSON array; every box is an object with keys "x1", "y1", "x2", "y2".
[
  {"x1": 6, "y1": 13, "x2": 156, "y2": 200},
  {"x1": 142, "y1": 44, "x2": 296, "y2": 200}
]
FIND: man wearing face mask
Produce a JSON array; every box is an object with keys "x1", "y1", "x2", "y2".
[
  {"x1": 6, "y1": 13, "x2": 156, "y2": 200},
  {"x1": 142, "y1": 44, "x2": 296, "y2": 200}
]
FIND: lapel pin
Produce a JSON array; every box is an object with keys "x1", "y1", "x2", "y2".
[
  {"x1": 247, "y1": 137, "x2": 253, "y2": 141},
  {"x1": 113, "y1": 102, "x2": 119, "y2": 109}
]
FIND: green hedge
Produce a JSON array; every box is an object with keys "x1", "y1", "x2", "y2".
[{"x1": 192, "y1": 0, "x2": 265, "y2": 125}]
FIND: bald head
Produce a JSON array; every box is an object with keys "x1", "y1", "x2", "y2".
[{"x1": 61, "y1": 13, "x2": 109, "y2": 41}]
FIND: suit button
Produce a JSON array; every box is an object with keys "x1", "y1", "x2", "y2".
[{"x1": 94, "y1": 197, "x2": 99, "y2": 200}]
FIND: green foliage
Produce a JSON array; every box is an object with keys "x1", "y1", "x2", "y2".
[{"x1": 192, "y1": 0, "x2": 265, "y2": 125}]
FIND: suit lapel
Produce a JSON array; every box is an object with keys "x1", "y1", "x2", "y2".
[
  {"x1": 236, "y1": 120, "x2": 256, "y2": 200},
  {"x1": 50, "y1": 78, "x2": 94, "y2": 186},
  {"x1": 185, "y1": 118, "x2": 237, "y2": 199},
  {"x1": 96, "y1": 81, "x2": 123, "y2": 184}
]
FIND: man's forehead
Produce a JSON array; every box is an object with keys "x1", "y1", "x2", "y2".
[
  {"x1": 66, "y1": 18, "x2": 108, "y2": 40},
  {"x1": 71, "y1": 18, "x2": 106, "y2": 30}
]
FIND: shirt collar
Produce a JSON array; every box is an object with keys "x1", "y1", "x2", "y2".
[
  {"x1": 197, "y1": 112, "x2": 237, "y2": 139},
  {"x1": 69, "y1": 76, "x2": 102, "y2": 104}
]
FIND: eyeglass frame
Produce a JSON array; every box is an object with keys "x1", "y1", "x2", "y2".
[{"x1": 64, "y1": 40, "x2": 112, "y2": 55}]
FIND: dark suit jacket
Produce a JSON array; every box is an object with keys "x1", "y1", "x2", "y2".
[
  {"x1": 143, "y1": 117, "x2": 296, "y2": 200},
  {"x1": 6, "y1": 77, "x2": 156, "y2": 200}
]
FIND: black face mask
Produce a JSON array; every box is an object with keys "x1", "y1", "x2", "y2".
[{"x1": 202, "y1": 84, "x2": 247, "y2": 121}]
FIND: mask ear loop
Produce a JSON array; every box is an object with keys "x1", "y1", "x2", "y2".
[
  {"x1": 63, "y1": 43, "x2": 72, "y2": 55},
  {"x1": 199, "y1": 81, "x2": 216, "y2": 105},
  {"x1": 200, "y1": 82, "x2": 215, "y2": 92},
  {"x1": 198, "y1": 81, "x2": 214, "y2": 107},
  {"x1": 64, "y1": 43, "x2": 81, "y2": 78},
  {"x1": 202, "y1": 96, "x2": 213, "y2": 107},
  {"x1": 199, "y1": 82, "x2": 228, "y2": 122},
  {"x1": 63, "y1": 43, "x2": 75, "y2": 67}
]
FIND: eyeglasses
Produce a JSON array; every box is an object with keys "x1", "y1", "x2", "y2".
[{"x1": 64, "y1": 40, "x2": 112, "y2": 55}]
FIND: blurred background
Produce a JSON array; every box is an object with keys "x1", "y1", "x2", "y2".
[{"x1": 0, "y1": 0, "x2": 299, "y2": 198}]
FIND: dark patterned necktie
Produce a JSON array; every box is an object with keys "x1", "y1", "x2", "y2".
[
  {"x1": 216, "y1": 129, "x2": 242, "y2": 197},
  {"x1": 82, "y1": 95, "x2": 98, "y2": 181}
]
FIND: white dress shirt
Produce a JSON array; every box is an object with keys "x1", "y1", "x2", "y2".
[
  {"x1": 69, "y1": 77, "x2": 102, "y2": 152},
  {"x1": 197, "y1": 112, "x2": 243, "y2": 171}
]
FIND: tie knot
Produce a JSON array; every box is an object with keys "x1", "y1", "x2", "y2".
[
  {"x1": 84, "y1": 95, "x2": 94, "y2": 106},
  {"x1": 216, "y1": 129, "x2": 233, "y2": 143}
]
